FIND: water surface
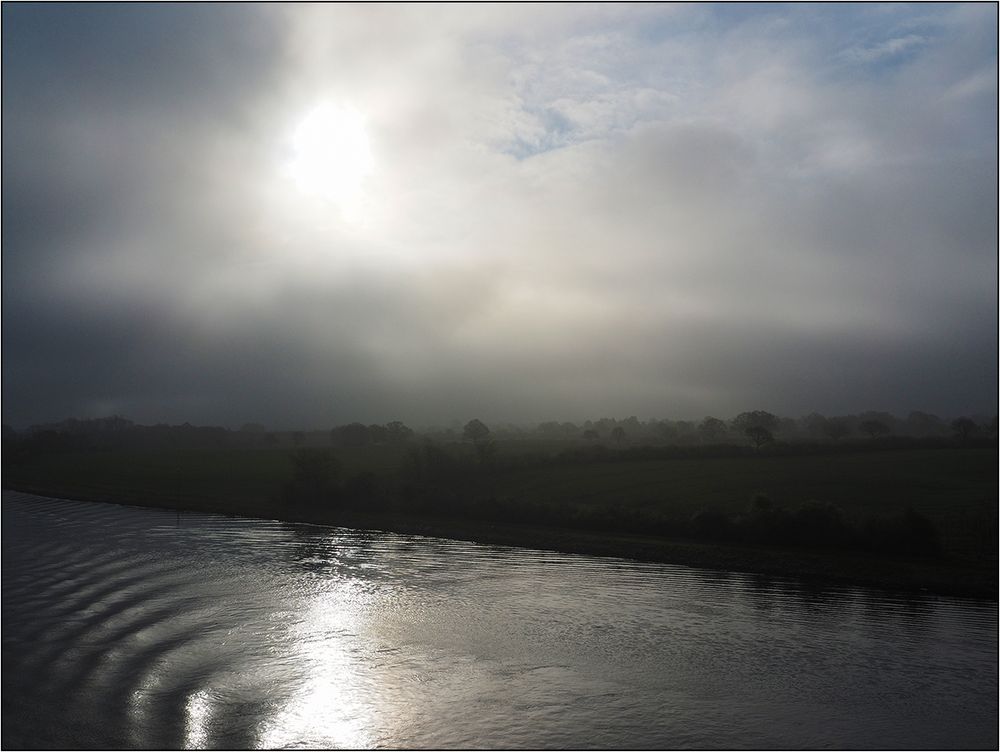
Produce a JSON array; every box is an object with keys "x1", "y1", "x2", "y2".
[{"x1": 3, "y1": 491, "x2": 996, "y2": 749}]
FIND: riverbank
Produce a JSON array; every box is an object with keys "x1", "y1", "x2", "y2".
[{"x1": 5, "y1": 481, "x2": 996, "y2": 599}]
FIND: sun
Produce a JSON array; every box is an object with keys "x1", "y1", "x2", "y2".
[{"x1": 286, "y1": 102, "x2": 374, "y2": 204}]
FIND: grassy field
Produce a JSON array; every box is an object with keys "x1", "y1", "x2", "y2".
[
  {"x1": 4, "y1": 442, "x2": 996, "y2": 578},
  {"x1": 492, "y1": 447, "x2": 997, "y2": 564}
]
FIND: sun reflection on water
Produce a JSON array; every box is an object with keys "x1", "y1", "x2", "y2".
[
  {"x1": 257, "y1": 575, "x2": 380, "y2": 749},
  {"x1": 184, "y1": 688, "x2": 214, "y2": 749}
]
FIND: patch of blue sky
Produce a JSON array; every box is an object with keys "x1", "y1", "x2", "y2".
[
  {"x1": 497, "y1": 3, "x2": 965, "y2": 160},
  {"x1": 792, "y1": 4, "x2": 942, "y2": 72},
  {"x1": 627, "y1": 5, "x2": 716, "y2": 45},
  {"x1": 837, "y1": 34, "x2": 930, "y2": 69},
  {"x1": 501, "y1": 106, "x2": 577, "y2": 160},
  {"x1": 706, "y1": 3, "x2": 947, "y2": 82}
]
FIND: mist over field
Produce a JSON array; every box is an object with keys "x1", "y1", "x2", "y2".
[{"x1": 3, "y1": 3, "x2": 997, "y2": 430}]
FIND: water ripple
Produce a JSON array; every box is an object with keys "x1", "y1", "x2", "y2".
[{"x1": 3, "y1": 491, "x2": 996, "y2": 750}]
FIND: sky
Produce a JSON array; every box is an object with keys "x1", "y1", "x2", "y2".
[{"x1": 2, "y1": 3, "x2": 997, "y2": 429}]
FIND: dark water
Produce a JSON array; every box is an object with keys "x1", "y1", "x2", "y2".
[{"x1": 2, "y1": 491, "x2": 997, "y2": 750}]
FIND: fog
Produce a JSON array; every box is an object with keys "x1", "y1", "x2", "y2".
[{"x1": 3, "y1": 3, "x2": 996, "y2": 429}]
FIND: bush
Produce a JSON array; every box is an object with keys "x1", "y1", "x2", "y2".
[
  {"x1": 740, "y1": 493, "x2": 794, "y2": 545},
  {"x1": 863, "y1": 507, "x2": 942, "y2": 558},
  {"x1": 689, "y1": 507, "x2": 737, "y2": 542}
]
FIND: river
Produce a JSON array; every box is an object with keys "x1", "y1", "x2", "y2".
[{"x1": 2, "y1": 490, "x2": 996, "y2": 749}]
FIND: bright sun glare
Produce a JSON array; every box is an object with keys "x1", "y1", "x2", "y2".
[{"x1": 286, "y1": 102, "x2": 374, "y2": 204}]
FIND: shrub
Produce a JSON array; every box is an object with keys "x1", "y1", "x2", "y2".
[
  {"x1": 741, "y1": 494, "x2": 794, "y2": 546},
  {"x1": 863, "y1": 507, "x2": 942, "y2": 558},
  {"x1": 689, "y1": 507, "x2": 737, "y2": 542}
]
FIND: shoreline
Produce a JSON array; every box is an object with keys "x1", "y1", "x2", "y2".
[{"x1": 4, "y1": 482, "x2": 997, "y2": 600}]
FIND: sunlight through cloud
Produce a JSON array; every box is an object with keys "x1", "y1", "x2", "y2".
[{"x1": 286, "y1": 102, "x2": 375, "y2": 205}]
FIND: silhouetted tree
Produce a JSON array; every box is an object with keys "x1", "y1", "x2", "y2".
[
  {"x1": 746, "y1": 426, "x2": 774, "y2": 450},
  {"x1": 823, "y1": 419, "x2": 851, "y2": 441},
  {"x1": 406, "y1": 440, "x2": 462, "y2": 481},
  {"x1": 859, "y1": 411, "x2": 898, "y2": 435},
  {"x1": 462, "y1": 418, "x2": 496, "y2": 465},
  {"x1": 331, "y1": 422, "x2": 371, "y2": 447},
  {"x1": 386, "y1": 421, "x2": 414, "y2": 443},
  {"x1": 656, "y1": 421, "x2": 678, "y2": 442},
  {"x1": 674, "y1": 420, "x2": 696, "y2": 440},
  {"x1": 560, "y1": 421, "x2": 579, "y2": 436},
  {"x1": 595, "y1": 417, "x2": 616, "y2": 435},
  {"x1": 463, "y1": 419, "x2": 490, "y2": 443},
  {"x1": 860, "y1": 419, "x2": 889, "y2": 439},
  {"x1": 368, "y1": 424, "x2": 389, "y2": 444},
  {"x1": 950, "y1": 417, "x2": 978, "y2": 441},
  {"x1": 906, "y1": 411, "x2": 946, "y2": 438},
  {"x1": 801, "y1": 412, "x2": 828, "y2": 439},
  {"x1": 537, "y1": 421, "x2": 563, "y2": 437},
  {"x1": 698, "y1": 416, "x2": 727, "y2": 443},
  {"x1": 611, "y1": 426, "x2": 626, "y2": 446},
  {"x1": 474, "y1": 437, "x2": 498, "y2": 465},
  {"x1": 732, "y1": 411, "x2": 779, "y2": 450},
  {"x1": 582, "y1": 428, "x2": 599, "y2": 441}
]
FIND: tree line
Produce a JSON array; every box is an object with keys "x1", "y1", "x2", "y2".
[{"x1": 4, "y1": 409, "x2": 995, "y2": 460}]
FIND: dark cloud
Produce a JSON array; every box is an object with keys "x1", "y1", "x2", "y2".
[{"x1": 3, "y1": 4, "x2": 282, "y2": 114}]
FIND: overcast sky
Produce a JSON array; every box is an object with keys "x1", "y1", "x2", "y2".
[{"x1": 3, "y1": 3, "x2": 997, "y2": 429}]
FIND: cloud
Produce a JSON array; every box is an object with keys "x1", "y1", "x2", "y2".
[
  {"x1": 840, "y1": 34, "x2": 928, "y2": 65},
  {"x1": 2, "y1": 4, "x2": 996, "y2": 429}
]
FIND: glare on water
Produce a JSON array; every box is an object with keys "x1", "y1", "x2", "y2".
[{"x1": 2, "y1": 491, "x2": 997, "y2": 750}]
